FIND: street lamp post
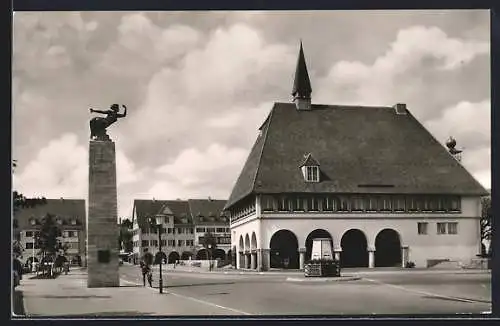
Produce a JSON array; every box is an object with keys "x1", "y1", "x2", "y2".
[
  {"x1": 32, "y1": 235, "x2": 36, "y2": 273},
  {"x1": 149, "y1": 216, "x2": 164, "y2": 294}
]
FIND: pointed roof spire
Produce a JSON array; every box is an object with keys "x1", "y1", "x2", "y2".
[{"x1": 292, "y1": 40, "x2": 312, "y2": 99}]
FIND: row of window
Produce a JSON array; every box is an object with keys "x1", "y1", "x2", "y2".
[
  {"x1": 417, "y1": 222, "x2": 458, "y2": 235},
  {"x1": 25, "y1": 241, "x2": 79, "y2": 249},
  {"x1": 28, "y1": 218, "x2": 80, "y2": 226},
  {"x1": 198, "y1": 236, "x2": 231, "y2": 245},
  {"x1": 135, "y1": 239, "x2": 195, "y2": 248},
  {"x1": 133, "y1": 236, "x2": 232, "y2": 248},
  {"x1": 25, "y1": 230, "x2": 79, "y2": 238},
  {"x1": 231, "y1": 201, "x2": 257, "y2": 221},
  {"x1": 195, "y1": 227, "x2": 230, "y2": 233},
  {"x1": 137, "y1": 227, "x2": 195, "y2": 235},
  {"x1": 259, "y1": 195, "x2": 461, "y2": 213}
]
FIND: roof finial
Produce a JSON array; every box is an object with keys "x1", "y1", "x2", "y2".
[{"x1": 292, "y1": 40, "x2": 312, "y2": 111}]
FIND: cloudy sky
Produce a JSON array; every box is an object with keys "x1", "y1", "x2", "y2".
[{"x1": 12, "y1": 10, "x2": 490, "y2": 218}]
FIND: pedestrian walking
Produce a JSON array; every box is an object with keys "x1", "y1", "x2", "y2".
[{"x1": 140, "y1": 260, "x2": 153, "y2": 287}]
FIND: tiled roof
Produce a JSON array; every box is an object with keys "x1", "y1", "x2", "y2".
[
  {"x1": 13, "y1": 198, "x2": 86, "y2": 230},
  {"x1": 133, "y1": 199, "x2": 229, "y2": 227},
  {"x1": 225, "y1": 102, "x2": 488, "y2": 209},
  {"x1": 133, "y1": 199, "x2": 191, "y2": 228},
  {"x1": 187, "y1": 199, "x2": 229, "y2": 225}
]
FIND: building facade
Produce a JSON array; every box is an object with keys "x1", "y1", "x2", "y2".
[
  {"x1": 131, "y1": 198, "x2": 230, "y2": 264},
  {"x1": 13, "y1": 198, "x2": 87, "y2": 265},
  {"x1": 224, "y1": 43, "x2": 487, "y2": 271}
]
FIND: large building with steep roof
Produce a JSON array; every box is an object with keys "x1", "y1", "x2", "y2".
[
  {"x1": 131, "y1": 198, "x2": 231, "y2": 264},
  {"x1": 13, "y1": 198, "x2": 87, "y2": 265},
  {"x1": 224, "y1": 43, "x2": 487, "y2": 271}
]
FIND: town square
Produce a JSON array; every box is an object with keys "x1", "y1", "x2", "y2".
[{"x1": 12, "y1": 10, "x2": 491, "y2": 317}]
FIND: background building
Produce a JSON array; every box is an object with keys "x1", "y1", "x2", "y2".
[
  {"x1": 13, "y1": 198, "x2": 86, "y2": 265},
  {"x1": 131, "y1": 198, "x2": 230, "y2": 264},
  {"x1": 224, "y1": 44, "x2": 487, "y2": 271}
]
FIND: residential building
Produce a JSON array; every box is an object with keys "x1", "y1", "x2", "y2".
[
  {"x1": 224, "y1": 43, "x2": 487, "y2": 271},
  {"x1": 13, "y1": 198, "x2": 86, "y2": 265},
  {"x1": 131, "y1": 198, "x2": 230, "y2": 264},
  {"x1": 188, "y1": 199, "x2": 231, "y2": 259}
]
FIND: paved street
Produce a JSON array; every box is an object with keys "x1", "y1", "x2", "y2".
[
  {"x1": 14, "y1": 264, "x2": 491, "y2": 317},
  {"x1": 119, "y1": 264, "x2": 491, "y2": 315}
]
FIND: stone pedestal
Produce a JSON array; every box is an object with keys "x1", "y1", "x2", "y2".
[{"x1": 87, "y1": 140, "x2": 120, "y2": 288}]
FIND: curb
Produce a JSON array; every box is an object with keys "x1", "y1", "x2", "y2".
[{"x1": 286, "y1": 276, "x2": 361, "y2": 283}]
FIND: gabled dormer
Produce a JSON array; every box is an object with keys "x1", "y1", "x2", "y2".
[{"x1": 299, "y1": 153, "x2": 320, "y2": 182}]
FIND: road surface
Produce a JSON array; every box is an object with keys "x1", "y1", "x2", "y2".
[{"x1": 119, "y1": 264, "x2": 491, "y2": 315}]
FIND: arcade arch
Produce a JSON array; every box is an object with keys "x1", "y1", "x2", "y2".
[
  {"x1": 375, "y1": 228, "x2": 401, "y2": 267},
  {"x1": 341, "y1": 229, "x2": 368, "y2": 268},
  {"x1": 269, "y1": 229, "x2": 299, "y2": 269}
]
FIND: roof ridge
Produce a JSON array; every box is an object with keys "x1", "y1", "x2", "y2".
[
  {"x1": 251, "y1": 103, "x2": 276, "y2": 193},
  {"x1": 274, "y1": 102, "x2": 394, "y2": 109}
]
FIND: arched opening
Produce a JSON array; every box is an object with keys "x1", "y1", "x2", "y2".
[
  {"x1": 375, "y1": 229, "x2": 402, "y2": 267},
  {"x1": 341, "y1": 229, "x2": 368, "y2": 268},
  {"x1": 196, "y1": 249, "x2": 209, "y2": 260},
  {"x1": 167, "y1": 251, "x2": 180, "y2": 263},
  {"x1": 213, "y1": 248, "x2": 226, "y2": 260},
  {"x1": 154, "y1": 251, "x2": 167, "y2": 264},
  {"x1": 269, "y1": 229, "x2": 299, "y2": 269},
  {"x1": 251, "y1": 232, "x2": 257, "y2": 250},
  {"x1": 239, "y1": 236, "x2": 244, "y2": 252},
  {"x1": 181, "y1": 251, "x2": 192, "y2": 260},
  {"x1": 245, "y1": 234, "x2": 250, "y2": 251},
  {"x1": 305, "y1": 229, "x2": 333, "y2": 261}
]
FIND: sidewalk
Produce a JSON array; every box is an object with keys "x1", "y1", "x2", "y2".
[{"x1": 14, "y1": 268, "x2": 246, "y2": 317}]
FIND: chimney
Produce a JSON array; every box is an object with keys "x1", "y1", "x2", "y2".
[
  {"x1": 393, "y1": 103, "x2": 407, "y2": 115},
  {"x1": 208, "y1": 196, "x2": 212, "y2": 201}
]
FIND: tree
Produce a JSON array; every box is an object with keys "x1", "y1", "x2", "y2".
[
  {"x1": 481, "y1": 196, "x2": 492, "y2": 255},
  {"x1": 12, "y1": 159, "x2": 47, "y2": 259},
  {"x1": 201, "y1": 232, "x2": 217, "y2": 260},
  {"x1": 37, "y1": 214, "x2": 62, "y2": 259},
  {"x1": 118, "y1": 218, "x2": 134, "y2": 253},
  {"x1": 13, "y1": 240, "x2": 23, "y2": 258}
]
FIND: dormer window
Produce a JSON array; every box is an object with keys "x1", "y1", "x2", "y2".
[
  {"x1": 30, "y1": 218, "x2": 36, "y2": 226},
  {"x1": 71, "y1": 218, "x2": 77, "y2": 225},
  {"x1": 299, "y1": 153, "x2": 320, "y2": 182},
  {"x1": 57, "y1": 218, "x2": 63, "y2": 225},
  {"x1": 305, "y1": 166, "x2": 319, "y2": 182}
]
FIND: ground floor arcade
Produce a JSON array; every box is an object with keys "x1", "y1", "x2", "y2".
[{"x1": 232, "y1": 217, "x2": 481, "y2": 271}]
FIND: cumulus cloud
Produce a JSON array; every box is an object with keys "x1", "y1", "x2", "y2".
[
  {"x1": 12, "y1": 11, "x2": 491, "y2": 217},
  {"x1": 149, "y1": 143, "x2": 248, "y2": 198},
  {"x1": 425, "y1": 100, "x2": 490, "y2": 148},
  {"x1": 315, "y1": 25, "x2": 489, "y2": 107},
  {"x1": 14, "y1": 133, "x2": 143, "y2": 217},
  {"x1": 425, "y1": 100, "x2": 491, "y2": 189}
]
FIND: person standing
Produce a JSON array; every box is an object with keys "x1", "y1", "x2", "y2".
[{"x1": 140, "y1": 260, "x2": 153, "y2": 287}]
